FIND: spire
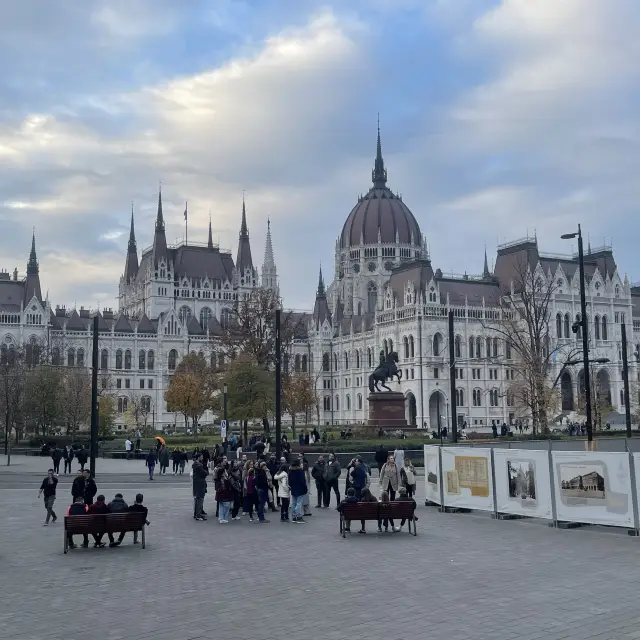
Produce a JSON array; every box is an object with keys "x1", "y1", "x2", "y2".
[
  {"x1": 152, "y1": 185, "x2": 168, "y2": 267},
  {"x1": 207, "y1": 214, "x2": 213, "y2": 249},
  {"x1": 128, "y1": 204, "x2": 137, "y2": 252},
  {"x1": 240, "y1": 195, "x2": 248, "y2": 237},
  {"x1": 313, "y1": 264, "x2": 331, "y2": 329},
  {"x1": 483, "y1": 247, "x2": 490, "y2": 278},
  {"x1": 317, "y1": 265, "x2": 325, "y2": 296},
  {"x1": 372, "y1": 114, "x2": 388, "y2": 188},
  {"x1": 25, "y1": 229, "x2": 42, "y2": 302},
  {"x1": 261, "y1": 218, "x2": 277, "y2": 291},
  {"x1": 124, "y1": 204, "x2": 139, "y2": 284},
  {"x1": 155, "y1": 185, "x2": 164, "y2": 232},
  {"x1": 235, "y1": 194, "x2": 254, "y2": 276},
  {"x1": 27, "y1": 229, "x2": 38, "y2": 275}
]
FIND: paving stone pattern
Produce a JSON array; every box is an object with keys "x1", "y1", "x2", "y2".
[{"x1": 1, "y1": 464, "x2": 640, "y2": 639}]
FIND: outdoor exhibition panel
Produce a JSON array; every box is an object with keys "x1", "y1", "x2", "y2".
[
  {"x1": 441, "y1": 446, "x2": 493, "y2": 511},
  {"x1": 551, "y1": 451, "x2": 634, "y2": 528},
  {"x1": 493, "y1": 448, "x2": 553, "y2": 520},
  {"x1": 424, "y1": 445, "x2": 441, "y2": 505}
]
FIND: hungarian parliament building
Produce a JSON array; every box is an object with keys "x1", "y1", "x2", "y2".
[{"x1": 1, "y1": 129, "x2": 638, "y2": 432}]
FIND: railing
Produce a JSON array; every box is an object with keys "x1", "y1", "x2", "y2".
[{"x1": 497, "y1": 236, "x2": 536, "y2": 251}]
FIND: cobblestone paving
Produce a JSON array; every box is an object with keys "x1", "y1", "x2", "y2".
[{"x1": 2, "y1": 462, "x2": 640, "y2": 640}]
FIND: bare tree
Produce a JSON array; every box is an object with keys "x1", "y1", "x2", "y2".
[{"x1": 0, "y1": 345, "x2": 27, "y2": 447}]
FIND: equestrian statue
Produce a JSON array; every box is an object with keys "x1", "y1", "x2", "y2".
[{"x1": 368, "y1": 350, "x2": 402, "y2": 392}]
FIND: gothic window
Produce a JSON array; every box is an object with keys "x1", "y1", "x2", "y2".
[
  {"x1": 168, "y1": 349, "x2": 177, "y2": 371},
  {"x1": 602, "y1": 316, "x2": 608, "y2": 340},
  {"x1": 322, "y1": 353, "x2": 330, "y2": 372},
  {"x1": 476, "y1": 337, "x2": 482, "y2": 359},
  {"x1": 302, "y1": 354, "x2": 308, "y2": 372},
  {"x1": 148, "y1": 350, "x2": 155, "y2": 370},
  {"x1": 344, "y1": 352, "x2": 349, "y2": 369},
  {"x1": 142, "y1": 396, "x2": 151, "y2": 413},
  {"x1": 505, "y1": 340, "x2": 512, "y2": 360},
  {"x1": 367, "y1": 282, "x2": 377, "y2": 314},
  {"x1": 67, "y1": 348, "x2": 75, "y2": 367},
  {"x1": 473, "y1": 389, "x2": 482, "y2": 407},
  {"x1": 556, "y1": 313, "x2": 562, "y2": 337},
  {"x1": 456, "y1": 388, "x2": 465, "y2": 406},
  {"x1": 490, "y1": 389, "x2": 499, "y2": 407},
  {"x1": 357, "y1": 393, "x2": 363, "y2": 410},
  {"x1": 333, "y1": 353, "x2": 338, "y2": 371},
  {"x1": 469, "y1": 336, "x2": 475, "y2": 359},
  {"x1": 294, "y1": 354, "x2": 301, "y2": 372},
  {"x1": 615, "y1": 285, "x2": 620, "y2": 298},
  {"x1": 200, "y1": 307, "x2": 212, "y2": 331},
  {"x1": 367, "y1": 348, "x2": 372, "y2": 368},
  {"x1": 575, "y1": 314, "x2": 582, "y2": 339},
  {"x1": 346, "y1": 394, "x2": 351, "y2": 411},
  {"x1": 179, "y1": 306, "x2": 191, "y2": 324},
  {"x1": 564, "y1": 313, "x2": 570, "y2": 339},
  {"x1": 383, "y1": 339, "x2": 388, "y2": 355},
  {"x1": 124, "y1": 349, "x2": 132, "y2": 370},
  {"x1": 77, "y1": 348, "x2": 85, "y2": 368},
  {"x1": 355, "y1": 350, "x2": 360, "y2": 369},
  {"x1": 403, "y1": 336, "x2": 409, "y2": 360},
  {"x1": 220, "y1": 308, "x2": 231, "y2": 330},
  {"x1": 486, "y1": 337, "x2": 492, "y2": 358},
  {"x1": 139, "y1": 350, "x2": 146, "y2": 370},
  {"x1": 115, "y1": 349, "x2": 123, "y2": 370},
  {"x1": 52, "y1": 347, "x2": 60, "y2": 366},
  {"x1": 433, "y1": 333, "x2": 442, "y2": 357},
  {"x1": 492, "y1": 337, "x2": 498, "y2": 358},
  {"x1": 506, "y1": 390, "x2": 515, "y2": 407},
  {"x1": 455, "y1": 335, "x2": 462, "y2": 359},
  {"x1": 429, "y1": 286, "x2": 437, "y2": 303},
  {"x1": 385, "y1": 290, "x2": 392, "y2": 310},
  {"x1": 323, "y1": 397, "x2": 331, "y2": 411},
  {"x1": 335, "y1": 395, "x2": 339, "y2": 411},
  {"x1": 100, "y1": 349, "x2": 108, "y2": 370},
  {"x1": 594, "y1": 315, "x2": 601, "y2": 340},
  {"x1": 409, "y1": 335, "x2": 415, "y2": 358}
]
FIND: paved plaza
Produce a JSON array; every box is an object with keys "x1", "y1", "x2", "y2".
[{"x1": 2, "y1": 455, "x2": 640, "y2": 640}]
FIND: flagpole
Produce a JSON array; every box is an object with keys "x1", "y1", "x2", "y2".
[{"x1": 184, "y1": 200, "x2": 188, "y2": 245}]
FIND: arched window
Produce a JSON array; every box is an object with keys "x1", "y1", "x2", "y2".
[
  {"x1": 200, "y1": 307, "x2": 212, "y2": 331},
  {"x1": 322, "y1": 353, "x2": 330, "y2": 372},
  {"x1": 486, "y1": 337, "x2": 492, "y2": 358},
  {"x1": 355, "y1": 393, "x2": 361, "y2": 410},
  {"x1": 594, "y1": 315, "x2": 601, "y2": 340},
  {"x1": 490, "y1": 389, "x2": 499, "y2": 407},
  {"x1": 409, "y1": 335, "x2": 415, "y2": 358},
  {"x1": 139, "y1": 350, "x2": 146, "y2": 370},
  {"x1": 357, "y1": 302, "x2": 362, "y2": 315},
  {"x1": 294, "y1": 354, "x2": 301, "y2": 372},
  {"x1": 575, "y1": 314, "x2": 582, "y2": 339},
  {"x1": 118, "y1": 397, "x2": 128, "y2": 414},
  {"x1": 302, "y1": 354, "x2": 308, "y2": 372},
  {"x1": 335, "y1": 395, "x2": 339, "y2": 411},
  {"x1": 455, "y1": 335, "x2": 462, "y2": 359},
  {"x1": 473, "y1": 389, "x2": 482, "y2": 407},
  {"x1": 323, "y1": 397, "x2": 331, "y2": 411},
  {"x1": 505, "y1": 340, "x2": 512, "y2": 359},
  {"x1": 333, "y1": 353, "x2": 338, "y2": 371},
  {"x1": 115, "y1": 349, "x2": 123, "y2": 370},
  {"x1": 456, "y1": 388, "x2": 465, "y2": 406},
  {"x1": 179, "y1": 306, "x2": 191, "y2": 324},
  {"x1": 506, "y1": 390, "x2": 515, "y2": 407},
  {"x1": 67, "y1": 348, "x2": 75, "y2": 367},
  {"x1": 556, "y1": 313, "x2": 562, "y2": 338},
  {"x1": 141, "y1": 396, "x2": 151, "y2": 413},
  {"x1": 615, "y1": 285, "x2": 620, "y2": 298},
  {"x1": 148, "y1": 350, "x2": 155, "y2": 370},
  {"x1": 76, "y1": 348, "x2": 85, "y2": 368},
  {"x1": 346, "y1": 394, "x2": 351, "y2": 411},
  {"x1": 403, "y1": 336, "x2": 409, "y2": 359},
  {"x1": 52, "y1": 347, "x2": 60, "y2": 366},
  {"x1": 355, "y1": 350, "x2": 360, "y2": 369},
  {"x1": 100, "y1": 349, "x2": 108, "y2": 370},
  {"x1": 602, "y1": 316, "x2": 608, "y2": 340},
  {"x1": 469, "y1": 336, "x2": 475, "y2": 359},
  {"x1": 367, "y1": 348, "x2": 372, "y2": 368},
  {"x1": 344, "y1": 352, "x2": 349, "y2": 369},
  {"x1": 367, "y1": 282, "x2": 377, "y2": 314},
  {"x1": 168, "y1": 349, "x2": 177, "y2": 370},
  {"x1": 564, "y1": 314, "x2": 570, "y2": 339},
  {"x1": 433, "y1": 333, "x2": 442, "y2": 357},
  {"x1": 124, "y1": 349, "x2": 132, "y2": 370},
  {"x1": 476, "y1": 337, "x2": 482, "y2": 359},
  {"x1": 492, "y1": 337, "x2": 498, "y2": 357},
  {"x1": 220, "y1": 308, "x2": 231, "y2": 330}
]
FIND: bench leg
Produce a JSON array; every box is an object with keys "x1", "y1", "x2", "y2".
[
  {"x1": 64, "y1": 529, "x2": 68, "y2": 554},
  {"x1": 141, "y1": 526, "x2": 146, "y2": 549},
  {"x1": 412, "y1": 517, "x2": 417, "y2": 536},
  {"x1": 340, "y1": 515, "x2": 344, "y2": 538}
]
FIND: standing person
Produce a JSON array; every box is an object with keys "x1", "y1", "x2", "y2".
[
  {"x1": 87, "y1": 495, "x2": 109, "y2": 547},
  {"x1": 400, "y1": 457, "x2": 417, "y2": 498},
  {"x1": 83, "y1": 470, "x2": 97, "y2": 507},
  {"x1": 51, "y1": 447, "x2": 62, "y2": 475},
  {"x1": 171, "y1": 448, "x2": 181, "y2": 474},
  {"x1": 299, "y1": 453, "x2": 312, "y2": 517},
  {"x1": 374, "y1": 444, "x2": 388, "y2": 475},
  {"x1": 274, "y1": 464, "x2": 290, "y2": 522},
  {"x1": 125, "y1": 437, "x2": 132, "y2": 459},
  {"x1": 192, "y1": 455, "x2": 209, "y2": 521},
  {"x1": 349, "y1": 458, "x2": 368, "y2": 499},
  {"x1": 71, "y1": 470, "x2": 85, "y2": 502},
  {"x1": 38, "y1": 469, "x2": 58, "y2": 525},
  {"x1": 135, "y1": 429, "x2": 141, "y2": 452},
  {"x1": 254, "y1": 462, "x2": 271, "y2": 523},
  {"x1": 311, "y1": 456, "x2": 327, "y2": 508},
  {"x1": 145, "y1": 448, "x2": 156, "y2": 480},
  {"x1": 324, "y1": 454, "x2": 342, "y2": 507},
  {"x1": 179, "y1": 448, "x2": 187, "y2": 475},
  {"x1": 266, "y1": 454, "x2": 279, "y2": 507},
  {"x1": 379, "y1": 454, "x2": 401, "y2": 500},
  {"x1": 159, "y1": 446, "x2": 170, "y2": 475},
  {"x1": 393, "y1": 446, "x2": 405, "y2": 471},
  {"x1": 215, "y1": 462, "x2": 233, "y2": 523},
  {"x1": 243, "y1": 467, "x2": 258, "y2": 522},
  {"x1": 288, "y1": 458, "x2": 308, "y2": 523},
  {"x1": 76, "y1": 446, "x2": 88, "y2": 471},
  {"x1": 65, "y1": 497, "x2": 89, "y2": 549},
  {"x1": 63, "y1": 445, "x2": 73, "y2": 475},
  {"x1": 229, "y1": 461, "x2": 243, "y2": 521}
]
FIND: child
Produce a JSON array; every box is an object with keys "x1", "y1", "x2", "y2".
[
  {"x1": 274, "y1": 464, "x2": 291, "y2": 522},
  {"x1": 66, "y1": 496, "x2": 89, "y2": 549},
  {"x1": 378, "y1": 490, "x2": 399, "y2": 533},
  {"x1": 336, "y1": 487, "x2": 359, "y2": 533},
  {"x1": 357, "y1": 487, "x2": 378, "y2": 534},
  {"x1": 243, "y1": 468, "x2": 258, "y2": 522}
]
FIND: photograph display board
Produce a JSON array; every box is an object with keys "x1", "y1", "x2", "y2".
[
  {"x1": 493, "y1": 449, "x2": 553, "y2": 520},
  {"x1": 441, "y1": 447, "x2": 494, "y2": 511},
  {"x1": 552, "y1": 451, "x2": 633, "y2": 528},
  {"x1": 424, "y1": 445, "x2": 441, "y2": 505}
]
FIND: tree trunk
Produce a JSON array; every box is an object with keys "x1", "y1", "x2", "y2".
[
  {"x1": 243, "y1": 420, "x2": 248, "y2": 448},
  {"x1": 291, "y1": 414, "x2": 296, "y2": 440}
]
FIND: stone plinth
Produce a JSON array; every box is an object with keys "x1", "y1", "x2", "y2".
[{"x1": 368, "y1": 392, "x2": 407, "y2": 428}]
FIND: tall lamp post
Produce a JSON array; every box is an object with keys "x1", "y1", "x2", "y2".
[
  {"x1": 223, "y1": 382, "x2": 228, "y2": 444},
  {"x1": 561, "y1": 224, "x2": 593, "y2": 442},
  {"x1": 275, "y1": 308, "x2": 282, "y2": 461}
]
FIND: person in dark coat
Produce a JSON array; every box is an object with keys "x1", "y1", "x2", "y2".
[
  {"x1": 87, "y1": 495, "x2": 109, "y2": 547},
  {"x1": 66, "y1": 497, "x2": 89, "y2": 549},
  {"x1": 288, "y1": 458, "x2": 308, "y2": 523},
  {"x1": 350, "y1": 459, "x2": 368, "y2": 499},
  {"x1": 50, "y1": 447, "x2": 62, "y2": 474},
  {"x1": 76, "y1": 446, "x2": 88, "y2": 471},
  {"x1": 323, "y1": 454, "x2": 341, "y2": 507},
  {"x1": 336, "y1": 487, "x2": 359, "y2": 532},
  {"x1": 82, "y1": 470, "x2": 97, "y2": 506},
  {"x1": 71, "y1": 470, "x2": 85, "y2": 501},
  {"x1": 192, "y1": 456, "x2": 209, "y2": 521},
  {"x1": 374, "y1": 445, "x2": 388, "y2": 475},
  {"x1": 106, "y1": 493, "x2": 128, "y2": 547},
  {"x1": 266, "y1": 454, "x2": 280, "y2": 506},
  {"x1": 396, "y1": 486, "x2": 418, "y2": 530},
  {"x1": 311, "y1": 456, "x2": 327, "y2": 508},
  {"x1": 146, "y1": 449, "x2": 156, "y2": 480},
  {"x1": 63, "y1": 445, "x2": 74, "y2": 474}
]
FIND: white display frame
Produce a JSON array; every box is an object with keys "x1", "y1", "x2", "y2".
[
  {"x1": 441, "y1": 446, "x2": 494, "y2": 512},
  {"x1": 552, "y1": 451, "x2": 634, "y2": 528},
  {"x1": 493, "y1": 448, "x2": 553, "y2": 520},
  {"x1": 423, "y1": 445, "x2": 441, "y2": 505}
]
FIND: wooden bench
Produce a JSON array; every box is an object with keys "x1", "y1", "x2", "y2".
[
  {"x1": 64, "y1": 513, "x2": 147, "y2": 553},
  {"x1": 339, "y1": 501, "x2": 417, "y2": 537}
]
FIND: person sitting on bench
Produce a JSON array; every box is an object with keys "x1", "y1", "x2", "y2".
[
  {"x1": 66, "y1": 497, "x2": 89, "y2": 549},
  {"x1": 110, "y1": 493, "x2": 149, "y2": 547},
  {"x1": 357, "y1": 488, "x2": 378, "y2": 534},
  {"x1": 336, "y1": 487, "x2": 359, "y2": 532},
  {"x1": 396, "y1": 486, "x2": 418, "y2": 530}
]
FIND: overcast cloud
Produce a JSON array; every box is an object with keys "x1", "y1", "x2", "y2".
[{"x1": 0, "y1": 0, "x2": 638, "y2": 310}]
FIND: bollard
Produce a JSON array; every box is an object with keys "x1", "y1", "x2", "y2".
[{"x1": 7, "y1": 442, "x2": 11, "y2": 466}]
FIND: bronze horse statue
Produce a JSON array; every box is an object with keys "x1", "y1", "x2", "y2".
[{"x1": 368, "y1": 351, "x2": 402, "y2": 392}]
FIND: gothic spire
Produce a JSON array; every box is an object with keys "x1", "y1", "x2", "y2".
[
  {"x1": 240, "y1": 195, "x2": 248, "y2": 237},
  {"x1": 317, "y1": 265, "x2": 325, "y2": 296},
  {"x1": 155, "y1": 185, "x2": 165, "y2": 232},
  {"x1": 124, "y1": 204, "x2": 139, "y2": 283},
  {"x1": 261, "y1": 218, "x2": 277, "y2": 291},
  {"x1": 236, "y1": 194, "x2": 254, "y2": 274},
  {"x1": 372, "y1": 114, "x2": 388, "y2": 189},
  {"x1": 313, "y1": 264, "x2": 330, "y2": 329},
  {"x1": 25, "y1": 229, "x2": 42, "y2": 302},
  {"x1": 483, "y1": 247, "x2": 490, "y2": 278},
  {"x1": 128, "y1": 204, "x2": 137, "y2": 252},
  {"x1": 27, "y1": 229, "x2": 38, "y2": 275},
  {"x1": 207, "y1": 214, "x2": 213, "y2": 249},
  {"x1": 152, "y1": 185, "x2": 168, "y2": 267}
]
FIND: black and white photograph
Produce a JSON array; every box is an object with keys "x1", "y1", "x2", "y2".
[
  {"x1": 559, "y1": 463, "x2": 606, "y2": 500},
  {"x1": 426, "y1": 455, "x2": 438, "y2": 487},
  {"x1": 507, "y1": 460, "x2": 537, "y2": 506}
]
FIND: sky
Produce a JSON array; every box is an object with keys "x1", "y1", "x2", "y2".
[{"x1": 1, "y1": 0, "x2": 639, "y2": 312}]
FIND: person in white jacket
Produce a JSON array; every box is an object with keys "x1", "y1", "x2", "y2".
[{"x1": 274, "y1": 464, "x2": 291, "y2": 522}]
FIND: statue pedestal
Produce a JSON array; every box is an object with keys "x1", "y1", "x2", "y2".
[{"x1": 368, "y1": 392, "x2": 408, "y2": 428}]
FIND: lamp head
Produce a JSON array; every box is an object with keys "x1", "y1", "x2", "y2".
[{"x1": 561, "y1": 232, "x2": 578, "y2": 240}]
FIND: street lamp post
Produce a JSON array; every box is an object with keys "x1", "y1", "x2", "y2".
[
  {"x1": 621, "y1": 323, "x2": 632, "y2": 438},
  {"x1": 275, "y1": 309, "x2": 282, "y2": 461},
  {"x1": 561, "y1": 225, "x2": 593, "y2": 442},
  {"x1": 223, "y1": 382, "x2": 228, "y2": 443}
]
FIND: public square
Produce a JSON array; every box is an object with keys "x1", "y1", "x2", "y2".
[{"x1": 2, "y1": 455, "x2": 640, "y2": 640}]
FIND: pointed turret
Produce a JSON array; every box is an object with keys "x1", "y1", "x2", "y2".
[
  {"x1": 483, "y1": 248, "x2": 491, "y2": 279},
  {"x1": 371, "y1": 115, "x2": 388, "y2": 188},
  {"x1": 235, "y1": 195, "x2": 254, "y2": 274},
  {"x1": 25, "y1": 230, "x2": 42, "y2": 302},
  {"x1": 313, "y1": 265, "x2": 331, "y2": 329},
  {"x1": 152, "y1": 186, "x2": 168, "y2": 267},
  {"x1": 124, "y1": 205, "x2": 139, "y2": 284},
  {"x1": 261, "y1": 218, "x2": 277, "y2": 291},
  {"x1": 207, "y1": 215, "x2": 214, "y2": 249}
]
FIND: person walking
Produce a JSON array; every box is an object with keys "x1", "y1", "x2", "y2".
[
  {"x1": 192, "y1": 455, "x2": 209, "y2": 521},
  {"x1": 171, "y1": 448, "x2": 181, "y2": 474},
  {"x1": 145, "y1": 448, "x2": 156, "y2": 480},
  {"x1": 379, "y1": 453, "x2": 401, "y2": 500},
  {"x1": 324, "y1": 454, "x2": 342, "y2": 507},
  {"x1": 311, "y1": 456, "x2": 327, "y2": 508},
  {"x1": 63, "y1": 445, "x2": 73, "y2": 474},
  {"x1": 38, "y1": 469, "x2": 58, "y2": 525},
  {"x1": 159, "y1": 446, "x2": 170, "y2": 475},
  {"x1": 288, "y1": 458, "x2": 308, "y2": 524},
  {"x1": 274, "y1": 464, "x2": 290, "y2": 522},
  {"x1": 400, "y1": 457, "x2": 417, "y2": 498},
  {"x1": 51, "y1": 447, "x2": 62, "y2": 475}
]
